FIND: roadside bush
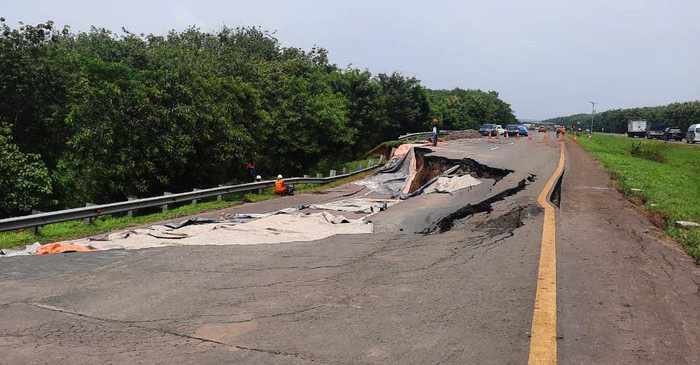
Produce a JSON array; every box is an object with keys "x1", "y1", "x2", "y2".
[{"x1": 630, "y1": 142, "x2": 666, "y2": 163}]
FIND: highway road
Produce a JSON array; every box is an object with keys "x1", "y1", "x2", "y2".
[{"x1": 1, "y1": 133, "x2": 698, "y2": 364}]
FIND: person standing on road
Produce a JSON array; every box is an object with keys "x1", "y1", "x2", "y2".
[
  {"x1": 246, "y1": 159, "x2": 256, "y2": 183},
  {"x1": 432, "y1": 118, "x2": 439, "y2": 146}
]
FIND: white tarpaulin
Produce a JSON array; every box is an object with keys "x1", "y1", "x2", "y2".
[
  {"x1": 423, "y1": 175, "x2": 482, "y2": 194},
  {"x1": 354, "y1": 147, "x2": 419, "y2": 197},
  {"x1": 69, "y1": 212, "x2": 372, "y2": 251},
  {"x1": 308, "y1": 198, "x2": 398, "y2": 214}
]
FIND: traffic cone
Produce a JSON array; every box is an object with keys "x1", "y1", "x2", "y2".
[
  {"x1": 573, "y1": 134, "x2": 577, "y2": 142},
  {"x1": 495, "y1": 131, "x2": 500, "y2": 140},
  {"x1": 505, "y1": 132, "x2": 509, "y2": 139},
  {"x1": 528, "y1": 133, "x2": 532, "y2": 140},
  {"x1": 543, "y1": 133, "x2": 548, "y2": 142},
  {"x1": 516, "y1": 132, "x2": 520, "y2": 139},
  {"x1": 488, "y1": 131, "x2": 492, "y2": 140}
]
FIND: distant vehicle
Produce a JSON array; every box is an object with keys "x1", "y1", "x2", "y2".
[
  {"x1": 663, "y1": 127, "x2": 683, "y2": 141},
  {"x1": 478, "y1": 123, "x2": 499, "y2": 136},
  {"x1": 687, "y1": 124, "x2": 700, "y2": 144},
  {"x1": 505, "y1": 124, "x2": 520, "y2": 136},
  {"x1": 517, "y1": 126, "x2": 529, "y2": 136},
  {"x1": 627, "y1": 120, "x2": 648, "y2": 138},
  {"x1": 538, "y1": 126, "x2": 547, "y2": 133},
  {"x1": 646, "y1": 122, "x2": 668, "y2": 139},
  {"x1": 495, "y1": 125, "x2": 505, "y2": 135}
]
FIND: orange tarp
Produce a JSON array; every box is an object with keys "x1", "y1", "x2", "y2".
[
  {"x1": 36, "y1": 243, "x2": 97, "y2": 255},
  {"x1": 390, "y1": 144, "x2": 423, "y2": 159}
]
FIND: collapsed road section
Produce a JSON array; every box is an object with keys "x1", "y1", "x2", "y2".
[
  {"x1": 3, "y1": 142, "x2": 531, "y2": 256},
  {"x1": 356, "y1": 145, "x2": 513, "y2": 199}
]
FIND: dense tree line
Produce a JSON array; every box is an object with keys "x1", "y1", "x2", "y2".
[
  {"x1": 0, "y1": 19, "x2": 517, "y2": 217},
  {"x1": 541, "y1": 101, "x2": 700, "y2": 133},
  {"x1": 428, "y1": 89, "x2": 517, "y2": 130}
]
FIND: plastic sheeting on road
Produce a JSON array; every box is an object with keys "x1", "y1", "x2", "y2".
[
  {"x1": 422, "y1": 174, "x2": 482, "y2": 194},
  {"x1": 69, "y1": 212, "x2": 372, "y2": 251},
  {"x1": 308, "y1": 198, "x2": 398, "y2": 214},
  {"x1": 36, "y1": 242, "x2": 97, "y2": 255},
  {"x1": 0, "y1": 242, "x2": 41, "y2": 257},
  {"x1": 354, "y1": 147, "x2": 418, "y2": 198}
]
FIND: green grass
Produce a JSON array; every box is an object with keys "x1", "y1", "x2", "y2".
[
  {"x1": 574, "y1": 134, "x2": 700, "y2": 259},
  {"x1": 0, "y1": 167, "x2": 379, "y2": 251}
]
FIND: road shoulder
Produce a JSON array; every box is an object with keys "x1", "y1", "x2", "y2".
[{"x1": 558, "y1": 140, "x2": 700, "y2": 364}]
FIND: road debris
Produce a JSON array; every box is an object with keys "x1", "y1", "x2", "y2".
[{"x1": 675, "y1": 221, "x2": 700, "y2": 228}]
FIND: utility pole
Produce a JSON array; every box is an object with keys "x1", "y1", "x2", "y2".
[{"x1": 590, "y1": 101, "x2": 597, "y2": 133}]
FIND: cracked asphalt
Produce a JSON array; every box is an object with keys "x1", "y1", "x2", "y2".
[{"x1": 1, "y1": 134, "x2": 698, "y2": 364}]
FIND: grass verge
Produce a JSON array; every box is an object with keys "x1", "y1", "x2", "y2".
[
  {"x1": 0, "y1": 167, "x2": 379, "y2": 251},
  {"x1": 574, "y1": 134, "x2": 700, "y2": 260}
]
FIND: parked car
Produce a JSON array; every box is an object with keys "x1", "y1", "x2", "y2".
[
  {"x1": 538, "y1": 126, "x2": 547, "y2": 133},
  {"x1": 505, "y1": 124, "x2": 520, "y2": 136},
  {"x1": 478, "y1": 123, "x2": 499, "y2": 136},
  {"x1": 687, "y1": 124, "x2": 700, "y2": 144},
  {"x1": 663, "y1": 127, "x2": 683, "y2": 141},
  {"x1": 646, "y1": 122, "x2": 668, "y2": 139},
  {"x1": 627, "y1": 120, "x2": 648, "y2": 138},
  {"x1": 495, "y1": 125, "x2": 505, "y2": 135},
  {"x1": 518, "y1": 126, "x2": 529, "y2": 136}
]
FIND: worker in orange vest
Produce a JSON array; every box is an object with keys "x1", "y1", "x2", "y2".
[{"x1": 275, "y1": 175, "x2": 294, "y2": 196}]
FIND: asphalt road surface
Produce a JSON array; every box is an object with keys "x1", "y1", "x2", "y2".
[{"x1": 1, "y1": 133, "x2": 698, "y2": 364}]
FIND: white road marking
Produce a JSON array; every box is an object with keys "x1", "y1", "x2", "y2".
[
  {"x1": 490, "y1": 147, "x2": 500, "y2": 150},
  {"x1": 509, "y1": 142, "x2": 515, "y2": 145}
]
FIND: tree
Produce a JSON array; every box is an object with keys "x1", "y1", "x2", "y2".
[
  {"x1": 0, "y1": 126, "x2": 52, "y2": 217},
  {"x1": 377, "y1": 72, "x2": 430, "y2": 140}
]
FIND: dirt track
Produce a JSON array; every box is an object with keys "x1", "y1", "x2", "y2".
[{"x1": 1, "y1": 133, "x2": 698, "y2": 364}]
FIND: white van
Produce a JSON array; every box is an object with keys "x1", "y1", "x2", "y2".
[{"x1": 687, "y1": 124, "x2": 700, "y2": 144}]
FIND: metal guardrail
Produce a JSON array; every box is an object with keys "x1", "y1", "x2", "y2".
[
  {"x1": 398, "y1": 130, "x2": 450, "y2": 140},
  {"x1": 0, "y1": 161, "x2": 384, "y2": 233}
]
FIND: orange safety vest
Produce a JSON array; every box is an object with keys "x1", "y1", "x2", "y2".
[{"x1": 275, "y1": 180, "x2": 286, "y2": 194}]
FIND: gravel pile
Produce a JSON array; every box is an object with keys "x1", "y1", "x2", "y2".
[{"x1": 445, "y1": 129, "x2": 481, "y2": 140}]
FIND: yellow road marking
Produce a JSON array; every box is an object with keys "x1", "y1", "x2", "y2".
[{"x1": 528, "y1": 145, "x2": 565, "y2": 365}]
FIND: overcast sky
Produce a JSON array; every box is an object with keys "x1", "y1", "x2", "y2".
[{"x1": 4, "y1": 0, "x2": 699, "y2": 119}]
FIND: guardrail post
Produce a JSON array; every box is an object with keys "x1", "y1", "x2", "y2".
[
  {"x1": 390, "y1": 147, "x2": 396, "y2": 158},
  {"x1": 356, "y1": 161, "x2": 363, "y2": 171},
  {"x1": 329, "y1": 169, "x2": 336, "y2": 177},
  {"x1": 316, "y1": 173, "x2": 323, "y2": 178},
  {"x1": 303, "y1": 175, "x2": 310, "y2": 178},
  {"x1": 84, "y1": 203, "x2": 95, "y2": 225},
  {"x1": 191, "y1": 188, "x2": 201, "y2": 205},
  {"x1": 217, "y1": 185, "x2": 224, "y2": 201},
  {"x1": 378, "y1": 155, "x2": 385, "y2": 164},
  {"x1": 368, "y1": 158, "x2": 374, "y2": 167},
  {"x1": 29, "y1": 209, "x2": 42, "y2": 235},
  {"x1": 162, "y1": 192, "x2": 172, "y2": 212},
  {"x1": 127, "y1": 197, "x2": 136, "y2": 217},
  {"x1": 342, "y1": 167, "x2": 348, "y2": 175}
]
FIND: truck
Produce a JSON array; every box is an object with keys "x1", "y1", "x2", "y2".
[
  {"x1": 627, "y1": 120, "x2": 648, "y2": 138},
  {"x1": 646, "y1": 122, "x2": 668, "y2": 139}
]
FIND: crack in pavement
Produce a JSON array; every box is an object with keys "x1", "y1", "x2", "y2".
[{"x1": 29, "y1": 303, "x2": 333, "y2": 364}]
